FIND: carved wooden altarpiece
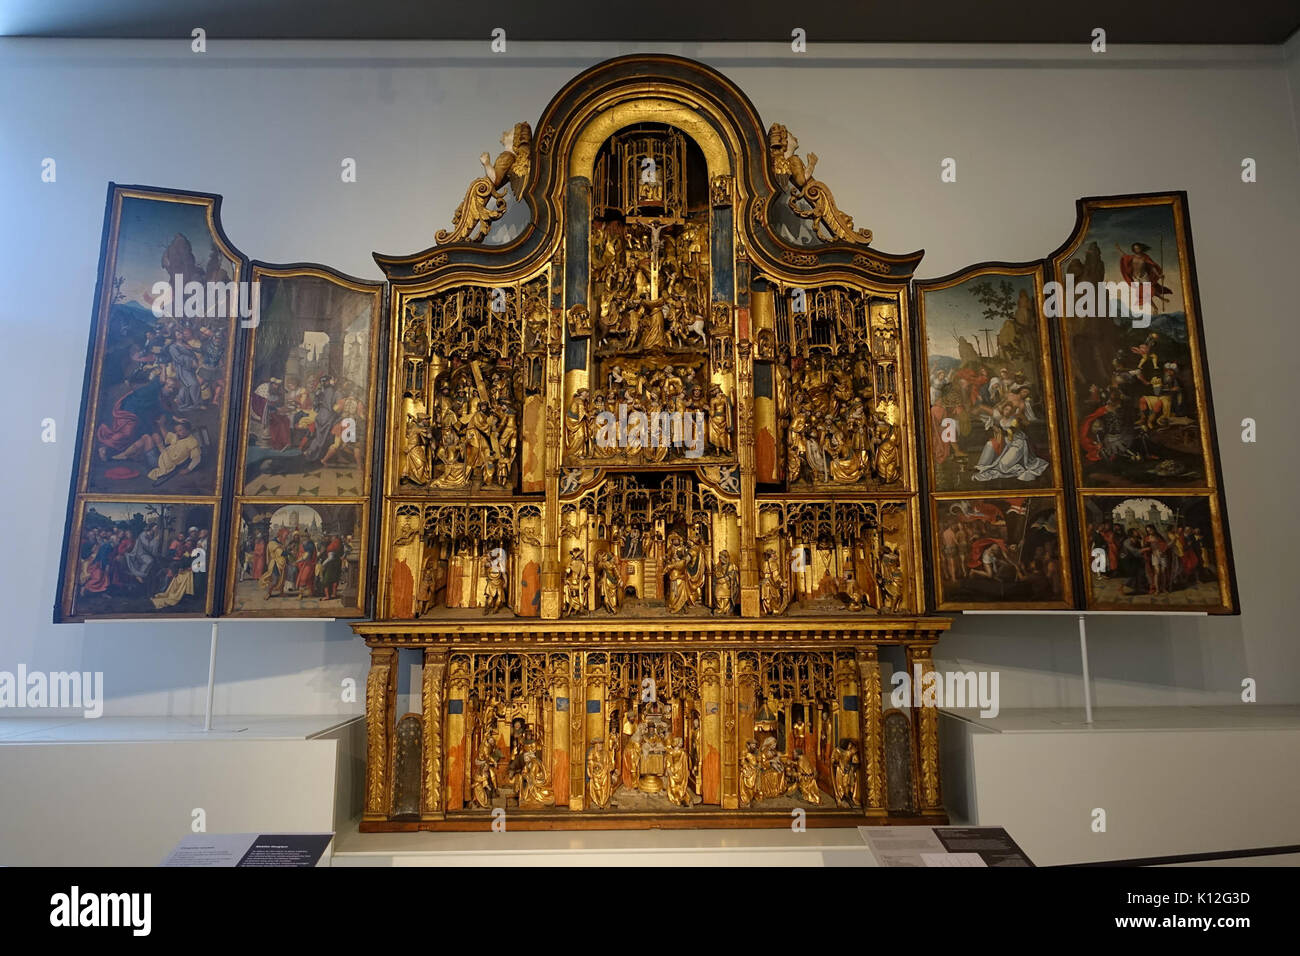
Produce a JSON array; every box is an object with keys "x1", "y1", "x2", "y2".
[{"x1": 357, "y1": 55, "x2": 948, "y2": 830}]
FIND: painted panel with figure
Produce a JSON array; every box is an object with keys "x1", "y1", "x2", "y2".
[
  {"x1": 227, "y1": 501, "x2": 366, "y2": 616},
  {"x1": 917, "y1": 264, "x2": 1062, "y2": 493},
  {"x1": 57, "y1": 185, "x2": 245, "y2": 622},
  {"x1": 62, "y1": 500, "x2": 216, "y2": 619},
  {"x1": 930, "y1": 494, "x2": 1071, "y2": 610},
  {"x1": 1051, "y1": 193, "x2": 1237, "y2": 613},
  {"x1": 1081, "y1": 493, "x2": 1231, "y2": 611},
  {"x1": 236, "y1": 268, "x2": 383, "y2": 497},
  {"x1": 78, "y1": 190, "x2": 242, "y2": 497},
  {"x1": 1053, "y1": 197, "x2": 1212, "y2": 488}
]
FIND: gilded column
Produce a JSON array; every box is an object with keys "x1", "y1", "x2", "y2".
[
  {"x1": 735, "y1": 654, "x2": 758, "y2": 757},
  {"x1": 442, "y1": 655, "x2": 470, "y2": 812},
  {"x1": 363, "y1": 645, "x2": 398, "y2": 822},
  {"x1": 541, "y1": 320, "x2": 564, "y2": 619},
  {"x1": 834, "y1": 655, "x2": 860, "y2": 745},
  {"x1": 721, "y1": 650, "x2": 739, "y2": 810},
  {"x1": 583, "y1": 657, "x2": 608, "y2": 807},
  {"x1": 419, "y1": 649, "x2": 447, "y2": 819},
  {"x1": 569, "y1": 652, "x2": 586, "y2": 810},
  {"x1": 856, "y1": 645, "x2": 887, "y2": 817},
  {"x1": 700, "y1": 651, "x2": 722, "y2": 804},
  {"x1": 549, "y1": 653, "x2": 572, "y2": 806},
  {"x1": 906, "y1": 643, "x2": 943, "y2": 814},
  {"x1": 735, "y1": 340, "x2": 761, "y2": 616}
]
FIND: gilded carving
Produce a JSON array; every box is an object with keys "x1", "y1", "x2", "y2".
[
  {"x1": 421, "y1": 654, "x2": 446, "y2": 815},
  {"x1": 361, "y1": 58, "x2": 951, "y2": 829},
  {"x1": 436, "y1": 122, "x2": 532, "y2": 245},
  {"x1": 768, "y1": 123, "x2": 873, "y2": 245},
  {"x1": 364, "y1": 651, "x2": 393, "y2": 816}
]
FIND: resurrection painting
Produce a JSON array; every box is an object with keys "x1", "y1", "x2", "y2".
[
  {"x1": 918, "y1": 266, "x2": 1060, "y2": 493},
  {"x1": 1082, "y1": 493, "x2": 1230, "y2": 611},
  {"x1": 80, "y1": 192, "x2": 240, "y2": 497},
  {"x1": 64, "y1": 500, "x2": 215, "y2": 619},
  {"x1": 931, "y1": 495, "x2": 1070, "y2": 609},
  {"x1": 227, "y1": 501, "x2": 365, "y2": 615},
  {"x1": 1055, "y1": 199, "x2": 1209, "y2": 488},
  {"x1": 237, "y1": 270, "x2": 382, "y2": 497}
]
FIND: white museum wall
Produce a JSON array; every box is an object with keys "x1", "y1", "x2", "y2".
[{"x1": 0, "y1": 38, "x2": 1297, "y2": 718}]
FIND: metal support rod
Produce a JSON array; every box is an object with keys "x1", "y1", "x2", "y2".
[
  {"x1": 204, "y1": 619, "x2": 219, "y2": 732},
  {"x1": 1078, "y1": 614, "x2": 1093, "y2": 725}
]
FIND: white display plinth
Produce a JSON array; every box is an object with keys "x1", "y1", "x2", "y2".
[
  {"x1": 0, "y1": 715, "x2": 364, "y2": 866},
  {"x1": 940, "y1": 705, "x2": 1300, "y2": 866},
  {"x1": 332, "y1": 825, "x2": 876, "y2": 867}
]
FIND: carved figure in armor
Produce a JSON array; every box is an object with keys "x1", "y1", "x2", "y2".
[
  {"x1": 481, "y1": 553, "x2": 507, "y2": 614},
  {"x1": 665, "y1": 737, "x2": 692, "y2": 807},
  {"x1": 712, "y1": 549, "x2": 739, "y2": 616},
  {"x1": 595, "y1": 549, "x2": 623, "y2": 614},
  {"x1": 415, "y1": 553, "x2": 440, "y2": 617},
  {"x1": 879, "y1": 546, "x2": 905, "y2": 612},
  {"x1": 760, "y1": 547, "x2": 790, "y2": 615},
  {"x1": 563, "y1": 547, "x2": 589, "y2": 616},
  {"x1": 587, "y1": 741, "x2": 615, "y2": 809},
  {"x1": 739, "y1": 739, "x2": 760, "y2": 808},
  {"x1": 832, "y1": 739, "x2": 861, "y2": 807},
  {"x1": 475, "y1": 716, "x2": 502, "y2": 800}
]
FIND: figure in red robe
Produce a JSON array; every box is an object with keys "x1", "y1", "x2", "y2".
[
  {"x1": 295, "y1": 540, "x2": 318, "y2": 594},
  {"x1": 1117, "y1": 242, "x2": 1172, "y2": 313}
]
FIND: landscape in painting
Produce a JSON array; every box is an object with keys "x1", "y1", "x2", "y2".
[
  {"x1": 923, "y1": 272, "x2": 1054, "y2": 492},
  {"x1": 1061, "y1": 203, "x2": 1207, "y2": 487},
  {"x1": 934, "y1": 496, "x2": 1066, "y2": 606},
  {"x1": 85, "y1": 196, "x2": 235, "y2": 496},
  {"x1": 241, "y1": 275, "x2": 376, "y2": 497},
  {"x1": 69, "y1": 501, "x2": 213, "y2": 618},
  {"x1": 231, "y1": 502, "x2": 363, "y2": 613},
  {"x1": 1084, "y1": 494, "x2": 1221, "y2": 608}
]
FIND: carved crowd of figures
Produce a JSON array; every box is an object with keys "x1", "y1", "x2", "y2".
[
  {"x1": 590, "y1": 220, "x2": 710, "y2": 356},
  {"x1": 565, "y1": 366, "x2": 733, "y2": 463},
  {"x1": 469, "y1": 699, "x2": 556, "y2": 809},
  {"x1": 560, "y1": 527, "x2": 742, "y2": 617},
  {"x1": 783, "y1": 351, "x2": 901, "y2": 486},
  {"x1": 400, "y1": 362, "x2": 520, "y2": 490}
]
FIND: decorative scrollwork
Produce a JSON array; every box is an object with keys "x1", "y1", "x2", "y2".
[
  {"x1": 769, "y1": 123, "x2": 873, "y2": 245},
  {"x1": 436, "y1": 123, "x2": 532, "y2": 245}
]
